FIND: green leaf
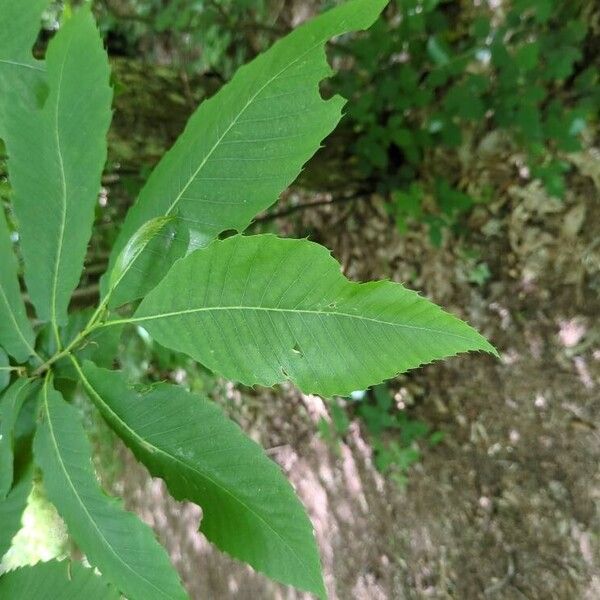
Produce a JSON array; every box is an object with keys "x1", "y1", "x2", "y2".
[
  {"x1": 33, "y1": 378, "x2": 188, "y2": 600},
  {"x1": 127, "y1": 234, "x2": 497, "y2": 397},
  {"x1": 436, "y1": 179, "x2": 474, "y2": 217},
  {"x1": 0, "y1": 379, "x2": 37, "y2": 499},
  {"x1": 0, "y1": 560, "x2": 120, "y2": 599},
  {"x1": 6, "y1": 9, "x2": 112, "y2": 329},
  {"x1": 393, "y1": 183, "x2": 423, "y2": 233},
  {"x1": 75, "y1": 361, "x2": 326, "y2": 598},
  {"x1": 108, "y1": 215, "x2": 175, "y2": 297},
  {"x1": 427, "y1": 35, "x2": 451, "y2": 66},
  {"x1": 0, "y1": 0, "x2": 48, "y2": 58},
  {"x1": 0, "y1": 466, "x2": 33, "y2": 559},
  {"x1": 0, "y1": 0, "x2": 49, "y2": 139},
  {"x1": 0, "y1": 207, "x2": 36, "y2": 363},
  {"x1": 104, "y1": 0, "x2": 388, "y2": 307},
  {"x1": 545, "y1": 46, "x2": 581, "y2": 80},
  {"x1": 516, "y1": 41, "x2": 540, "y2": 72}
]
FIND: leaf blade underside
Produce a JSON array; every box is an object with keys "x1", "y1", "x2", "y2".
[
  {"x1": 33, "y1": 378, "x2": 188, "y2": 600},
  {"x1": 0, "y1": 0, "x2": 49, "y2": 139},
  {"x1": 0, "y1": 560, "x2": 120, "y2": 600},
  {"x1": 6, "y1": 9, "x2": 112, "y2": 328},
  {"x1": 76, "y1": 360, "x2": 326, "y2": 598},
  {"x1": 0, "y1": 378, "x2": 36, "y2": 499},
  {"x1": 133, "y1": 235, "x2": 497, "y2": 397},
  {"x1": 104, "y1": 0, "x2": 388, "y2": 307},
  {"x1": 0, "y1": 208, "x2": 36, "y2": 363}
]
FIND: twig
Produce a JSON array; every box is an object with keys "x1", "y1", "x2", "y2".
[{"x1": 253, "y1": 191, "x2": 366, "y2": 223}]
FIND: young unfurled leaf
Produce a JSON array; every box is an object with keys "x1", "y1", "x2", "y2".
[
  {"x1": 0, "y1": 378, "x2": 37, "y2": 499},
  {"x1": 6, "y1": 9, "x2": 112, "y2": 328},
  {"x1": 0, "y1": 465, "x2": 33, "y2": 559},
  {"x1": 132, "y1": 235, "x2": 497, "y2": 397},
  {"x1": 107, "y1": 215, "x2": 175, "y2": 306},
  {"x1": 0, "y1": 208, "x2": 36, "y2": 363},
  {"x1": 76, "y1": 361, "x2": 326, "y2": 598},
  {"x1": 104, "y1": 0, "x2": 388, "y2": 306},
  {"x1": 0, "y1": 560, "x2": 120, "y2": 600},
  {"x1": 33, "y1": 379, "x2": 188, "y2": 600}
]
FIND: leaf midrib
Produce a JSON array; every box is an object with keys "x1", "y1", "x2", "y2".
[
  {"x1": 41, "y1": 378, "x2": 176, "y2": 600},
  {"x1": 73, "y1": 360, "x2": 321, "y2": 590},
  {"x1": 129, "y1": 305, "x2": 483, "y2": 345},
  {"x1": 49, "y1": 35, "x2": 71, "y2": 337}
]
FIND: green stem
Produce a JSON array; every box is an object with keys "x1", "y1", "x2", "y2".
[
  {"x1": 30, "y1": 215, "x2": 176, "y2": 376},
  {"x1": 32, "y1": 326, "x2": 93, "y2": 377},
  {"x1": 32, "y1": 292, "x2": 114, "y2": 377},
  {"x1": 83, "y1": 297, "x2": 109, "y2": 335},
  {"x1": 92, "y1": 317, "x2": 137, "y2": 330},
  {"x1": 32, "y1": 335, "x2": 83, "y2": 377},
  {"x1": 0, "y1": 365, "x2": 28, "y2": 377}
]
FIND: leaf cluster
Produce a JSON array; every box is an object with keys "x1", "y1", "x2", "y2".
[{"x1": 0, "y1": 1, "x2": 495, "y2": 597}]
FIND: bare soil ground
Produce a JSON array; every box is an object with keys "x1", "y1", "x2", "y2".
[{"x1": 113, "y1": 142, "x2": 600, "y2": 599}]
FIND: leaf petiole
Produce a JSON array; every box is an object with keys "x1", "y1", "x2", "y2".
[{"x1": 31, "y1": 326, "x2": 95, "y2": 377}]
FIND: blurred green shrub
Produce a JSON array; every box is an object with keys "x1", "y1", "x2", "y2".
[
  {"x1": 333, "y1": 0, "x2": 598, "y2": 242},
  {"x1": 94, "y1": 0, "x2": 277, "y2": 79}
]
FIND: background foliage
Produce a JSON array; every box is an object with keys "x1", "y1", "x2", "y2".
[
  {"x1": 82, "y1": 0, "x2": 598, "y2": 242},
  {"x1": 334, "y1": 0, "x2": 598, "y2": 242}
]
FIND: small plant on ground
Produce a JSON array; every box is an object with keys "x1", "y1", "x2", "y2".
[
  {"x1": 0, "y1": 1, "x2": 496, "y2": 597},
  {"x1": 319, "y1": 384, "x2": 444, "y2": 487}
]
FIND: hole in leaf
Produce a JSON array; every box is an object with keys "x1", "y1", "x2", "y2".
[
  {"x1": 291, "y1": 344, "x2": 303, "y2": 357},
  {"x1": 218, "y1": 229, "x2": 239, "y2": 240},
  {"x1": 319, "y1": 77, "x2": 336, "y2": 101}
]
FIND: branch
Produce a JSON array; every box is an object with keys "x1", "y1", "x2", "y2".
[{"x1": 252, "y1": 191, "x2": 366, "y2": 223}]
